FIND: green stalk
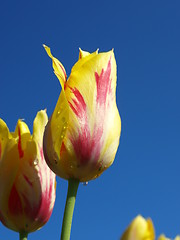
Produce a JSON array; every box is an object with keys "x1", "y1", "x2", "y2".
[
  {"x1": 61, "y1": 178, "x2": 79, "y2": 240},
  {"x1": 19, "y1": 232, "x2": 28, "y2": 240}
]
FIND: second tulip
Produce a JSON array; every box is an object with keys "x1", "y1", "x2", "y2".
[{"x1": 43, "y1": 46, "x2": 121, "y2": 182}]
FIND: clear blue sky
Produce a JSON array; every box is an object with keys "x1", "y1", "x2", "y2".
[{"x1": 0, "y1": 0, "x2": 180, "y2": 239}]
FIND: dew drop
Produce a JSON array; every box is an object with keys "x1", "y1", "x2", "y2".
[{"x1": 33, "y1": 159, "x2": 38, "y2": 166}]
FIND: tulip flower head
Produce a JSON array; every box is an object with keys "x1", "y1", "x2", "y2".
[
  {"x1": 43, "y1": 45, "x2": 121, "y2": 182},
  {"x1": 120, "y1": 215, "x2": 155, "y2": 240},
  {"x1": 158, "y1": 235, "x2": 170, "y2": 240},
  {"x1": 158, "y1": 235, "x2": 180, "y2": 240},
  {"x1": 0, "y1": 110, "x2": 56, "y2": 233}
]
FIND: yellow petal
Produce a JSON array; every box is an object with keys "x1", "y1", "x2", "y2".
[
  {"x1": 158, "y1": 235, "x2": 170, "y2": 240},
  {"x1": 67, "y1": 50, "x2": 117, "y2": 111},
  {"x1": 43, "y1": 44, "x2": 66, "y2": 89},
  {"x1": 79, "y1": 48, "x2": 90, "y2": 59},
  {"x1": 12, "y1": 120, "x2": 31, "y2": 158},
  {"x1": 43, "y1": 45, "x2": 70, "y2": 159},
  {"x1": 33, "y1": 110, "x2": 48, "y2": 144},
  {"x1": 43, "y1": 46, "x2": 71, "y2": 176},
  {"x1": 71, "y1": 49, "x2": 98, "y2": 73},
  {"x1": 0, "y1": 138, "x2": 20, "y2": 225},
  {"x1": 121, "y1": 215, "x2": 155, "y2": 240},
  {"x1": 0, "y1": 119, "x2": 10, "y2": 160}
]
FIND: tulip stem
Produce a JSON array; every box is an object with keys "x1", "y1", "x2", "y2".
[
  {"x1": 61, "y1": 178, "x2": 79, "y2": 240},
  {"x1": 19, "y1": 232, "x2": 28, "y2": 240}
]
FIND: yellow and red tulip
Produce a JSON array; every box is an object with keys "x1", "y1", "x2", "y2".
[
  {"x1": 120, "y1": 215, "x2": 155, "y2": 240},
  {"x1": 0, "y1": 110, "x2": 56, "y2": 233},
  {"x1": 43, "y1": 45, "x2": 121, "y2": 182}
]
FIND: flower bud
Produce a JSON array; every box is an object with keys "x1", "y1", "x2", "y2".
[
  {"x1": 43, "y1": 45, "x2": 121, "y2": 182},
  {"x1": 120, "y1": 215, "x2": 155, "y2": 240},
  {"x1": 0, "y1": 110, "x2": 56, "y2": 233}
]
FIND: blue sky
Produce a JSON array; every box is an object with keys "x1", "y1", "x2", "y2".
[{"x1": 0, "y1": 0, "x2": 180, "y2": 239}]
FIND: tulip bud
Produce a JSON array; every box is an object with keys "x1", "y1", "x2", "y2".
[
  {"x1": 158, "y1": 234, "x2": 180, "y2": 240},
  {"x1": 158, "y1": 235, "x2": 170, "y2": 240},
  {"x1": 120, "y1": 215, "x2": 155, "y2": 240},
  {"x1": 43, "y1": 45, "x2": 121, "y2": 182},
  {"x1": 0, "y1": 110, "x2": 56, "y2": 233}
]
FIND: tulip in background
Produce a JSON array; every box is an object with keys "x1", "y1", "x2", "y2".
[
  {"x1": 120, "y1": 215, "x2": 155, "y2": 240},
  {"x1": 0, "y1": 110, "x2": 56, "y2": 240},
  {"x1": 43, "y1": 45, "x2": 121, "y2": 240},
  {"x1": 158, "y1": 235, "x2": 180, "y2": 240},
  {"x1": 120, "y1": 215, "x2": 180, "y2": 240}
]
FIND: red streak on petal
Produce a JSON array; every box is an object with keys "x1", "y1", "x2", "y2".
[
  {"x1": 23, "y1": 174, "x2": 33, "y2": 187},
  {"x1": 95, "y1": 59, "x2": 112, "y2": 105},
  {"x1": 8, "y1": 185, "x2": 23, "y2": 215},
  {"x1": 69, "y1": 87, "x2": 87, "y2": 119},
  {"x1": 40, "y1": 145, "x2": 44, "y2": 160},
  {"x1": 71, "y1": 125, "x2": 102, "y2": 165},
  {"x1": 60, "y1": 142, "x2": 66, "y2": 156},
  {"x1": 18, "y1": 127, "x2": 24, "y2": 158},
  {"x1": 58, "y1": 62, "x2": 67, "y2": 81}
]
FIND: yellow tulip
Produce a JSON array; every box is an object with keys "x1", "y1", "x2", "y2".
[
  {"x1": 120, "y1": 215, "x2": 155, "y2": 240},
  {"x1": 158, "y1": 235, "x2": 170, "y2": 240},
  {"x1": 43, "y1": 45, "x2": 121, "y2": 182},
  {"x1": 0, "y1": 110, "x2": 56, "y2": 233},
  {"x1": 158, "y1": 234, "x2": 180, "y2": 240}
]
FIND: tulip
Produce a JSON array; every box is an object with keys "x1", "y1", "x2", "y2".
[
  {"x1": 0, "y1": 110, "x2": 56, "y2": 237},
  {"x1": 158, "y1": 235, "x2": 180, "y2": 240},
  {"x1": 158, "y1": 235, "x2": 170, "y2": 240},
  {"x1": 43, "y1": 45, "x2": 121, "y2": 182},
  {"x1": 120, "y1": 215, "x2": 155, "y2": 240}
]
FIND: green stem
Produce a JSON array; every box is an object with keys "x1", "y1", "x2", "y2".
[
  {"x1": 19, "y1": 232, "x2": 28, "y2": 240},
  {"x1": 61, "y1": 179, "x2": 79, "y2": 240}
]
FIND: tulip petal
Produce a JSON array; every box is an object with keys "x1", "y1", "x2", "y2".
[
  {"x1": 0, "y1": 138, "x2": 20, "y2": 230},
  {"x1": 33, "y1": 110, "x2": 48, "y2": 144},
  {"x1": 13, "y1": 120, "x2": 31, "y2": 159},
  {"x1": 43, "y1": 47, "x2": 70, "y2": 174},
  {"x1": 0, "y1": 119, "x2": 10, "y2": 160},
  {"x1": 79, "y1": 48, "x2": 90, "y2": 59},
  {"x1": 72, "y1": 49, "x2": 98, "y2": 73},
  {"x1": 43, "y1": 44, "x2": 67, "y2": 89}
]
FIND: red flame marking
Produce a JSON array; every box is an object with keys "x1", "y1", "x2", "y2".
[{"x1": 18, "y1": 127, "x2": 24, "y2": 158}]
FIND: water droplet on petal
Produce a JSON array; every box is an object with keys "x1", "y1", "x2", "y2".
[{"x1": 33, "y1": 159, "x2": 38, "y2": 166}]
